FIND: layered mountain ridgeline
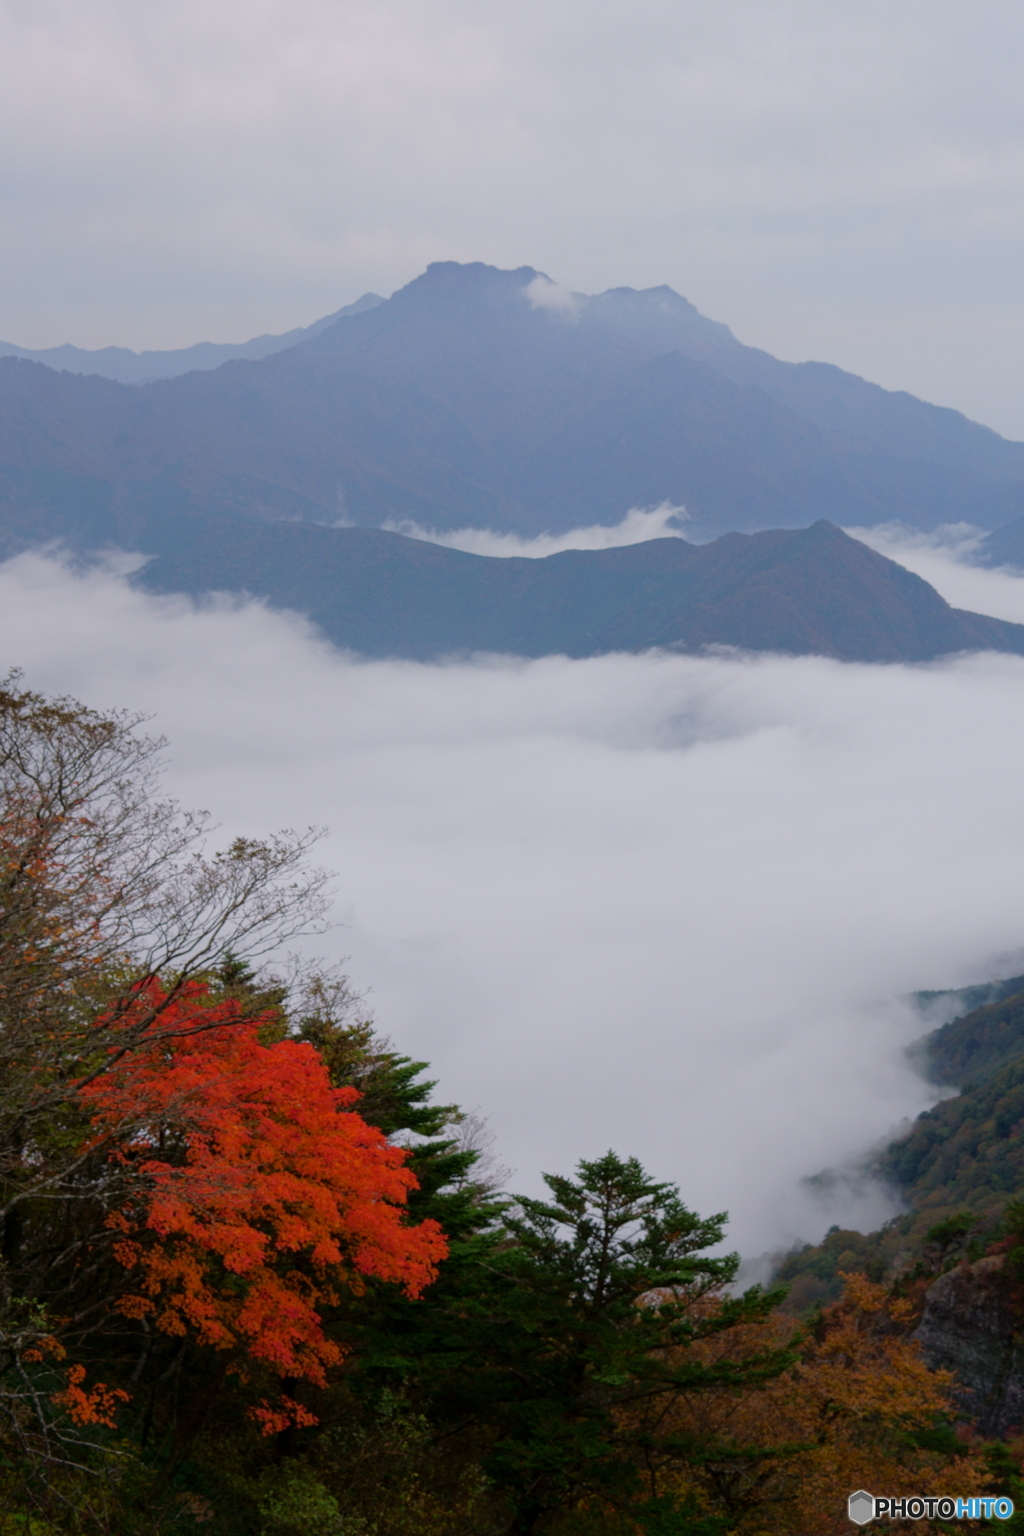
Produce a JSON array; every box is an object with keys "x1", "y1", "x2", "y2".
[
  {"x1": 88, "y1": 517, "x2": 1024, "y2": 662},
  {"x1": 3, "y1": 261, "x2": 1024, "y2": 545},
  {"x1": 776, "y1": 977, "x2": 1024, "y2": 1313},
  {"x1": 0, "y1": 293, "x2": 382, "y2": 383}
]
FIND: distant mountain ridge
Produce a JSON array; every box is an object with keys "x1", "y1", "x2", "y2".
[
  {"x1": 122, "y1": 517, "x2": 1024, "y2": 663},
  {"x1": 2, "y1": 261, "x2": 1024, "y2": 550},
  {"x1": 0, "y1": 293, "x2": 383, "y2": 383}
]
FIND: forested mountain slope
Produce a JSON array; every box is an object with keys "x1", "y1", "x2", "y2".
[
  {"x1": 777, "y1": 979, "x2": 1024, "y2": 1311},
  {"x1": 130, "y1": 517, "x2": 1024, "y2": 662}
]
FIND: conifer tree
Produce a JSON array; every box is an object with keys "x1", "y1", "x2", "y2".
[{"x1": 427, "y1": 1151, "x2": 797, "y2": 1533}]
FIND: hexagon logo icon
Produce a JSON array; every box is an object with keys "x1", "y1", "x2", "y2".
[{"x1": 848, "y1": 1490, "x2": 875, "y2": 1525}]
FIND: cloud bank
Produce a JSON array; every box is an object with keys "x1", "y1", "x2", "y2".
[
  {"x1": 4, "y1": 550, "x2": 1024, "y2": 1259},
  {"x1": 524, "y1": 275, "x2": 583, "y2": 318},
  {"x1": 384, "y1": 504, "x2": 689, "y2": 557},
  {"x1": 847, "y1": 524, "x2": 1024, "y2": 625}
]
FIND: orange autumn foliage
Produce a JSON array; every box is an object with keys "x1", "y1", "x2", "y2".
[
  {"x1": 250, "y1": 1396, "x2": 320, "y2": 1435},
  {"x1": 82, "y1": 981, "x2": 447, "y2": 1402},
  {"x1": 626, "y1": 1274, "x2": 984, "y2": 1536},
  {"x1": 52, "y1": 1365, "x2": 130, "y2": 1429},
  {"x1": 18, "y1": 1335, "x2": 127, "y2": 1431}
]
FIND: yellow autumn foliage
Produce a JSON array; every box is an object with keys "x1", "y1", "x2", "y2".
[{"x1": 622, "y1": 1273, "x2": 985, "y2": 1535}]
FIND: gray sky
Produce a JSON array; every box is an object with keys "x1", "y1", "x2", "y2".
[
  {"x1": 2, "y1": 0, "x2": 1024, "y2": 435},
  {"x1": 4, "y1": 535, "x2": 1024, "y2": 1257}
]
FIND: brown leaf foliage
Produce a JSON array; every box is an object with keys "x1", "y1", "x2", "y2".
[{"x1": 623, "y1": 1273, "x2": 984, "y2": 1535}]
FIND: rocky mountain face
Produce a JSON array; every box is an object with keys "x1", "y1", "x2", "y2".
[{"x1": 914, "y1": 1256, "x2": 1024, "y2": 1437}]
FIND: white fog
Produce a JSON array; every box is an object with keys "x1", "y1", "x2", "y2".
[{"x1": 2, "y1": 535, "x2": 1024, "y2": 1259}]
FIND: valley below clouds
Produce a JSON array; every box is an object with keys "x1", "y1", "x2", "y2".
[{"x1": 4, "y1": 539, "x2": 1024, "y2": 1261}]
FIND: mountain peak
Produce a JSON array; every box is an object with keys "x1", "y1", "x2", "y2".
[
  {"x1": 580, "y1": 282, "x2": 740, "y2": 361},
  {"x1": 390, "y1": 260, "x2": 545, "y2": 311},
  {"x1": 4, "y1": 258, "x2": 1024, "y2": 550}
]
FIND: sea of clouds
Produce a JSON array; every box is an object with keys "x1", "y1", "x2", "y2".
[
  {"x1": 383, "y1": 502, "x2": 688, "y2": 557},
  {"x1": 3, "y1": 522, "x2": 1024, "y2": 1261}
]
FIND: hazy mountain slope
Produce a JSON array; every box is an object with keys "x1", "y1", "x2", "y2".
[
  {"x1": 2, "y1": 262, "x2": 1024, "y2": 544},
  {"x1": 129, "y1": 516, "x2": 1024, "y2": 663},
  {"x1": 882, "y1": 1060, "x2": 1024, "y2": 1215},
  {"x1": 517, "y1": 352, "x2": 1024, "y2": 531},
  {"x1": 578, "y1": 283, "x2": 1024, "y2": 481},
  {"x1": 0, "y1": 294, "x2": 382, "y2": 383},
  {"x1": 978, "y1": 515, "x2": 1024, "y2": 569},
  {"x1": 912, "y1": 974, "x2": 1024, "y2": 1035},
  {"x1": 923, "y1": 988, "x2": 1024, "y2": 1088}
]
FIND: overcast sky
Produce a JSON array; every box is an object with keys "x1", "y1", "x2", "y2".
[
  {"x1": 2, "y1": 0, "x2": 1024, "y2": 435},
  {"x1": 4, "y1": 536, "x2": 1024, "y2": 1259}
]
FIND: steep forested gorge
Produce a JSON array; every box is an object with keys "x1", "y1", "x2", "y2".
[{"x1": 778, "y1": 982, "x2": 1024, "y2": 1313}]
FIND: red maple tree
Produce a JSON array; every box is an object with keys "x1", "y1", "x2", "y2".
[{"x1": 81, "y1": 981, "x2": 447, "y2": 1425}]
